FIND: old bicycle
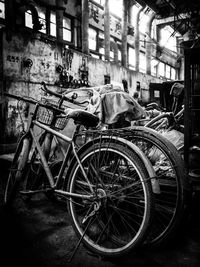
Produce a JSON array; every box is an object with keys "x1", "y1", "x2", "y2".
[
  {"x1": 3, "y1": 84, "x2": 156, "y2": 259},
  {"x1": 73, "y1": 86, "x2": 190, "y2": 247},
  {"x1": 37, "y1": 84, "x2": 190, "y2": 248}
]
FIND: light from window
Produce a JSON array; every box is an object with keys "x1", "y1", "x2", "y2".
[
  {"x1": 118, "y1": 50, "x2": 121, "y2": 62},
  {"x1": 109, "y1": 0, "x2": 122, "y2": 18},
  {"x1": 25, "y1": 8, "x2": 46, "y2": 33},
  {"x1": 89, "y1": 28, "x2": 97, "y2": 50},
  {"x1": 139, "y1": 12, "x2": 149, "y2": 34},
  {"x1": 25, "y1": 10, "x2": 33, "y2": 28},
  {"x1": 151, "y1": 58, "x2": 158, "y2": 76},
  {"x1": 63, "y1": 17, "x2": 72, "y2": 42},
  {"x1": 139, "y1": 51, "x2": 146, "y2": 73},
  {"x1": 110, "y1": 50, "x2": 114, "y2": 59},
  {"x1": 166, "y1": 64, "x2": 171, "y2": 79},
  {"x1": 98, "y1": 31, "x2": 105, "y2": 49},
  {"x1": 158, "y1": 62, "x2": 165, "y2": 77},
  {"x1": 171, "y1": 67, "x2": 176, "y2": 80},
  {"x1": 90, "y1": 53, "x2": 100, "y2": 59},
  {"x1": 160, "y1": 25, "x2": 178, "y2": 52},
  {"x1": 131, "y1": 5, "x2": 140, "y2": 28},
  {"x1": 99, "y1": 47, "x2": 105, "y2": 56},
  {"x1": 128, "y1": 47, "x2": 135, "y2": 69},
  {"x1": 0, "y1": 0, "x2": 5, "y2": 19},
  {"x1": 38, "y1": 9, "x2": 46, "y2": 33},
  {"x1": 50, "y1": 12, "x2": 56, "y2": 37}
]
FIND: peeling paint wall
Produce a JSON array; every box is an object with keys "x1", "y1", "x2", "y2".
[{"x1": 1, "y1": 30, "x2": 164, "y2": 150}]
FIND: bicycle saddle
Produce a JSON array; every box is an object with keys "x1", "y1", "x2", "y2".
[{"x1": 67, "y1": 109, "x2": 99, "y2": 128}]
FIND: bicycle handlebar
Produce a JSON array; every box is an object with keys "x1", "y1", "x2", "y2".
[
  {"x1": 4, "y1": 92, "x2": 66, "y2": 114},
  {"x1": 4, "y1": 92, "x2": 37, "y2": 105},
  {"x1": 41, "y1": 81, "x2": 89, "y2": 106}
]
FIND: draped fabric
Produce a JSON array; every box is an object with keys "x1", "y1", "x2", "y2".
[{"x1": 87, "y1": 84, "x2": 146, "y2": 125}]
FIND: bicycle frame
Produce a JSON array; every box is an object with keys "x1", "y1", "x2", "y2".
[
  {"x1": 21, "y1": 117, "x2": 95, "y2": 200},
  {"x1": 4, "y1": 84, "x2": 162, "y2": 259}
]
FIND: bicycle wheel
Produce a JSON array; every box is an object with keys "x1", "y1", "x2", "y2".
[
  {"x1": 4, "y1": 137, "x2": 31, "y2": 206},
  {"x1": 67, "y1": 140, "x2": 154, "y2": 258},
  {"x1": 118, "y1": 126, "x2": 190, "y2": 247}
]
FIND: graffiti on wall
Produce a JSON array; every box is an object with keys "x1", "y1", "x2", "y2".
[
  {"x1": 55, "y1": 51, "x2": 89, "y2": 88},
  {"x1": 6, "y1": 55, "x2": 20, "y2": 63},
  {"x1": 7, "y1": 100, "x2": 29, "y2": 137}
]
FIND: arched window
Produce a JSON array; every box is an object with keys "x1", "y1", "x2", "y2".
[
  {"x1": 160, "y1": 25, "x2": 178, "y2": 52},
  {"x1": 0, "y1": 0, "x2": 5, "y2": 19}
]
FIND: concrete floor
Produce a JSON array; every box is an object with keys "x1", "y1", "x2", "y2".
[{"x1": 1, "y1": 158, "x2": 200, "y2": 267}]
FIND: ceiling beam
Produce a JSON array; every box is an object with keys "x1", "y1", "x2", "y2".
[{"x1": 156, "y1": 13, "x2": 189, "y2": 26}]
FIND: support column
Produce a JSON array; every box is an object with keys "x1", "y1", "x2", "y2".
[
  {"x1": 121, "y1": 0, "x2": 128, "y2": 67},
  {"x1": 104, "y1": 0, "x2": 110, "y2": 61},
  {"x1": 82, "y1": 0, "x2": 89, "y2": 54},
  {"x1": 75, "y1": 2, "x2": 82, "y2": 50},
  {"x1": 113, "y1": 41, "x2": 118, "y2": 63},
  {"x1": 134, "y1": 6, "x2": 145, "y2": 72},
  {"x1": 56, "y1": 0, "x2": 64, "y2": 42},
  {"x1": 146, "y1": 14, "x2": 155, "y2": 75}
]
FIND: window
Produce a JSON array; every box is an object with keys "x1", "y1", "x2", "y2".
[
  {"x1": 139, "y1": 51, "x2": 146, "y2": 73},
  {"x1": 109, "y1": 0, "x2": 122, "y2": 18},
  {"x1": 38, "y1": 8, "x2": 46, "y2": 34},
  {"x1": 0, "y1": 0, "x2": 5, "y2": 19},
  {"x1": 158, "y1": 62, "x2": 165, "y2": 77},
  {"x1": 104, "y1": 75, "x2": 110, "y2": 84},
  {"x1": 25, "y1": 10, "x2": 33, "y2": 28},
  {"x1": 171, "y1": 67, "x2": 176, "y2": 80},
  {"x1": 166, "y1": 64, "x2": 171, "y2": 79},
  {"x1": 63, "y1": 17, "x2": 72, "y2": 42},
  {"x1": 128, "y1": 47, "x2": 135, "y2": 70},
  {"x1": 110, "y1": 37, "x2": 115, "y2": 60},
  {"x1": 154, "y1": 90, "x2": 160, "y2": 98},
  {"x1": 118, "y1": 49, "x2": 121, "y2": 62},
  {"x1": 139, "y1": 12, "x2": 149, "y2": 34},
  {"x1": 89, "y1": 27, "x2": 97, "y2": 51},
  {"x1": 110, "y1": 50, "x2": 114, "y2": 60},
  {"x1": 151, "y1": 58, "x2": 158, "y2": 76},
  {"x1": 50, "y1": 11, "x2": 56, "y2": 37},
  {"x1": 98, "y1": 31, "x2": 105, "y2": 57},
  {"x1": 25, "y1": 7, "x2": 46, "y2": 33},
  {"x1": 160, "y1": 25, "x2": 178, "y2": 52}
]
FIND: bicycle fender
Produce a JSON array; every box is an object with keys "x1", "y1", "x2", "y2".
[{"x1": 71, "y1": 135, "x2": 160, "y2": 194}]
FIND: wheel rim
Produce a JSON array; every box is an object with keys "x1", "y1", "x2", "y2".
[
  {"x1": 69, "y1": 146, "x2": 150, "y2": 254},
  {"x1": 131, "y1": 136, "x2": 180, "y2": 244}
]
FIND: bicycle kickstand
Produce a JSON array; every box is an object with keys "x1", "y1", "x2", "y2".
[{"x1": 66, "y1": 216, "x2": 95, "y2": 263}]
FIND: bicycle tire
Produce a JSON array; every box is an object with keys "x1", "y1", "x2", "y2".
[
  {"x1": 118, "y1": 126, "x2": 190, "y2": 247},
  {"x1": 75, "y1": 127, "x2": 191, "y2": 247},
  {"x1": 67, "y1": 140, "x2": 154, "y2": 258},
  {"x1": 4, "y1": 136, "x2": 31, "y2": 206}
]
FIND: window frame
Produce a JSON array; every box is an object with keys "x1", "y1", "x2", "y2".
[
  {"x1": 0, "y1": 0, "x2": 5, "y2": 20},
  {"x1": 128, "y1": 45, "x2": 136, "y2": 70},
  {"x1": 62, "y1": 13, "x2": 74, "y2": 46}
]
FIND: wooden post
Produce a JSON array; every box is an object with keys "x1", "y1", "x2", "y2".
[
  {"x1": 82, "y1": 0, "x2": 89, "y2": 54},
  {"x1": 121, "y1": 0, "x2": 128, "y2": 67},
  {"x1": 134, "y1": 6, "x2": 145, "y2": 72},
  {"x1": 104, "y1": 0, "x2": 110, "y2": 61},
  {"x1": 146, "y1": 14, "x2": 155, "y2": 75},
  {"x1": 56, "y1": 0, "x2": 64, "y2": 42}
]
